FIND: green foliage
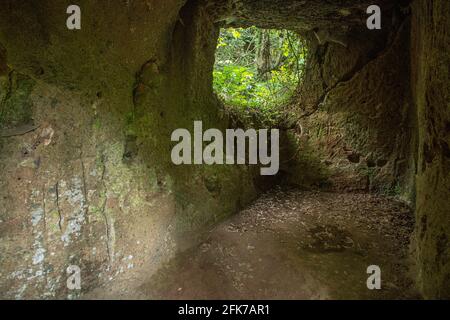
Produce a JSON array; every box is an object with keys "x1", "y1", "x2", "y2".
[
  {"x1": 213, "y1": 27, "x2": 306, "y2": 120},
  {"x1": 0, "y1": 72, "x2": 35, "y2": 129}
]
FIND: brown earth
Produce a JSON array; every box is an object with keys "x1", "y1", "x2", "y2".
[{"x1": 86, "y1": 188, "x2": 419, "y2": 300}]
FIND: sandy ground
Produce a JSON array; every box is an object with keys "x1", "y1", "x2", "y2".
[{"x1": 87, "y1": 187, "x2": 420, "y2": 299}]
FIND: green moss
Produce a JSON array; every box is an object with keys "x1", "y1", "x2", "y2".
[
  {"x1": 379, "y1": 182, "x2": 402, "y2": 197},
  {"x1": 93, "y1": 118, "x2": 102, "y2": 130},
  {"x1": 0, "y1": 71, "x2": 35, "y2": 129},
  {"x1": 48, "y1": 211, "x2": 62, "y2": 233}
]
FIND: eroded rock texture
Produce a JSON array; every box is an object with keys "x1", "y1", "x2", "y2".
[
  {"x1": 411, "y1": 0, "x2": 450, "y2": 299},
  {"x1": 291, "y1": 10, "x2": 415, "y2": 196},
  {"x1": 0, "y1": 0, "x2": 270, "y2": 299},
  {"x1": 208, "y1": 0, "x2": 398, "y2": 31},
  {"x1": 0, "y1": 0, "x2": 448, "y2": 299},
  {"x1": 0, "y1": 0, "x2": 187, "y2": 299}
]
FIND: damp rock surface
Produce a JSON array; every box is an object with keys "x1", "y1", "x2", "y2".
[{"x1": 0, "y1": 0, "x2": 449, "y2": 299}]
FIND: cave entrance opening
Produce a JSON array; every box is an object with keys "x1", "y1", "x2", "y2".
[{"x1": 213, "y1": 27, "x2": 307, "y2": 121}]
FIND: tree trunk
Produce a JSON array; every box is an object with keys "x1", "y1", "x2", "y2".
[{"x1": 256, "y1": 29, "x2": 271, "y2": 80}]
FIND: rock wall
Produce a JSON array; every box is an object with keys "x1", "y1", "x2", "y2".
[
  {"x1": 0, "y1": 0, "x2": 259, "y2": 299},
  {"x1": 411, "y1": 0, "x2": 450, "y2": 299},
  {"x1": 292, "y1": 0, "x2": 450, "y2": 299},
  {"x1": 291, "y1": 10, "x2": 416, "y2": 198}
]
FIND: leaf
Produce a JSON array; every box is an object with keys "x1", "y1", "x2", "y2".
[{"x1": 231, "y1": 29, "x2": 241, "y2": 39}]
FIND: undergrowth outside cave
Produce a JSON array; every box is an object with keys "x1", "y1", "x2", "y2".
[{"x1": 213, "y1": 27, "x2": 307, "y2": 127}]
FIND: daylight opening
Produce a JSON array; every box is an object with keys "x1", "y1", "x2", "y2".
[{"x1": 213, "y1": 27, "x2": 307, "y2": 114}]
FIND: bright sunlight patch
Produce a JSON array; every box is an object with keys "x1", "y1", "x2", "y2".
[{"x1": 213, "y1": 27, "x2": 307, "y2": 113}]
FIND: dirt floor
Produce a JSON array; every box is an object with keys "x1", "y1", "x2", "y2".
[{"x1": 86, "y1": 187, "x2": 420, "y2": 300}]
